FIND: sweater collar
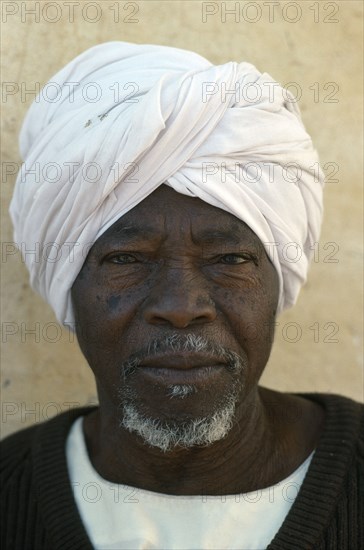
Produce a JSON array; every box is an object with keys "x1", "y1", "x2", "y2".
[
  {"x1": 268, "y1": 393, "x2": 363, "y2": 548},
  {"x1": 32, "y1": 394, "x2": 363, "y2": 550}
]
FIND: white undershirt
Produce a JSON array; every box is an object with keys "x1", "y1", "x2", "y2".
[{"x1": 66, "y1": 417, "x2": 314, "y2": 550}]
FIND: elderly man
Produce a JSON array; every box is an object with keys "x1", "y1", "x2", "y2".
[{"x1": 1, "y1": 42, "x2": 363, "y2": 550}]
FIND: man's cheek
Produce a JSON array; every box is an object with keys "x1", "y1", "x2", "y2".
[
  {"x1": 106, "y1": 294, "x2": 122, "y2": 311},
  {"x1": 234, "y1": 313, "x2": 271, "y2": 345},
  {"x1": 75, "y1": 319, "x2": 105, "y2": 349}
]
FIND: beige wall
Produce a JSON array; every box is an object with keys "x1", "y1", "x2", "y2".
[{"x1": 1, "y1": 0, "x2": 363, "y2": 438}]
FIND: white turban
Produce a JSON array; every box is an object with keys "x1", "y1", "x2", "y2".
[{"x1": 9, "y1": 41, "x2": 325, "y2": 326}]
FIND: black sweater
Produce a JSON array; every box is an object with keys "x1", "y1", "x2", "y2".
[{"x1": 1, "y1": 393, "x2": 363, "y2": 549}]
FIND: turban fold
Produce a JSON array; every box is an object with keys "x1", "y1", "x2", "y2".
[{"x1": 9, "y1": 42, "x2": 325, "y2": 326}]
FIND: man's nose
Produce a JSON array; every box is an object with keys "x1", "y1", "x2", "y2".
[{"x1": 143, "y1": 267, "x2": 217, "y2": 328}]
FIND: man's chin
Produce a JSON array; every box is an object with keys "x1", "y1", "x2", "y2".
[{"x1": 119, "y1": 393, "x2": 238, "y2": 453}]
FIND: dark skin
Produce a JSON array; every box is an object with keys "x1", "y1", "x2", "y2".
[{"x1": 71, "y1": 184, "x2": 325, "y2": 496}]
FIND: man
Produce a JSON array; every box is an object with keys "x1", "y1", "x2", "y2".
[{"x1": 2, "y1": 42, "x2": 363, "y2": 549}]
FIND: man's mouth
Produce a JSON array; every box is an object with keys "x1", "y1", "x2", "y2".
[
  {"x1": 138, "y1": 365, "x2": 226, "y2": 385},
  {"x1": 137, "y1": 352, "x2": 228, "y2": 385}
]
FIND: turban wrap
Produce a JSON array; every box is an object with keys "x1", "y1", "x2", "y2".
[{"x1": 9, "y1": 42, "x2": 325, "y2": 327}]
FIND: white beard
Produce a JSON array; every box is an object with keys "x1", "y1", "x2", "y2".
[
  {"x1": 118, "y1": 333, "x2": 245, "y2": 452},
  {"x1": 120, "y1": 392, "x2": 238, "y2": 453}
]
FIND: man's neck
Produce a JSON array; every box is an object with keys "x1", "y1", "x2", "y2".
[{"x1": 82, "y1": 387, "x2": 325, "y2": 496}]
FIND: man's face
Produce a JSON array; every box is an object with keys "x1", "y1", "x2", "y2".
[{"x1": 71, "y1": 184, "x2": 279, "y2": 451}]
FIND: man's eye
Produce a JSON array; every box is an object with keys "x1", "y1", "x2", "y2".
[
  {"x1": 219, "y1": 254, "x2": 251, "y2": 264},
  {"x1": 109, "y1": 254, "x2": 138, "y2": 264}
]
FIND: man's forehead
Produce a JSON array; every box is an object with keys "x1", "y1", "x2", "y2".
[
  {"x1": 95, "y1": 183, "x2": 261, "y2": 246},
  {"x1": 99, "y1": 205, "x2": 262, "y2": 250}
]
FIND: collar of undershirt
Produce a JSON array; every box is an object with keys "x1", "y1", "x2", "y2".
[{"x1": 32, "y1": 393, "x2": 363, "y2": 550}]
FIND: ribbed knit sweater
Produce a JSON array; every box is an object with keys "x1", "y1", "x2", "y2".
[{"x1": 1, "y1": 393, "x2": 363, "y2": 550}]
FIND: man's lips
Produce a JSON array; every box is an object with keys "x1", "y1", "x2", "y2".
[
  {"x1": 139, "y1": 352, "x2": 227, "y2": 369},
  {"x1": 137, "y1": 353, "x2": 227, "y2": 385},
  {"x1": 138, "y1": 365, "x2": 226, "y2": 385}
]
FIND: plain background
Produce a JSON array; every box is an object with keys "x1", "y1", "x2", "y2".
[{"x1": 1, "y1": 0, "x2": 363, "y2": 438}]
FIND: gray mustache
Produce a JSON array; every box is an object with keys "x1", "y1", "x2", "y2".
[{"x1": 120, "y1": 333, "x2": 246, "y2": 377}]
